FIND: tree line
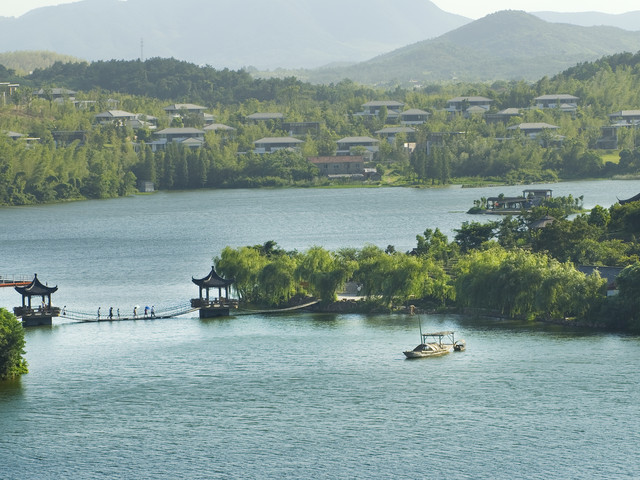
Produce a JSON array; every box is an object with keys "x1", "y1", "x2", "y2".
[
  {"x1": 3, "y1": 54, "x2": 640, "y2": 205},
  {"x1": 215, "y1": 200, "x2": 640, "y2": 332}
]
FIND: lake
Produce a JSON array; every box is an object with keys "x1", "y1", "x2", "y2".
[{"x1": 1, "y1": 180, "x2": 640, "y2": 479}]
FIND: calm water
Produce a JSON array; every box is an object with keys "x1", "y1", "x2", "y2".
[{"x1": 1, "y1": 180, "x2": 640, "y2": 479}]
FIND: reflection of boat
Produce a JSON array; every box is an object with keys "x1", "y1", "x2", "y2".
[{"x1": 403, "y1": 331, "x2": 456, "y2": 359}]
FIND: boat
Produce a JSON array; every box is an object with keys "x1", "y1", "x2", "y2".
[
  {"x1": 403, "y1": 330, "x2": 456, "y2": 359},
  {"x1": 453, "y1": 339, "x2": 466, "y2": 352}
]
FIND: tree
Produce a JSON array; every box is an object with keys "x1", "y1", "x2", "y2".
[
  {"x1": 0, "y1": 308, "x2": 28, "y2": 380},
  {"x1": 454, "y1": 221, "x2": 499, "y2": 252},
  {"x1": 295, "y1": 246, "x2": 356, "y2": 303},
  {"x1": 216, "y1": 246, "x2": 268, "y2": 302}
]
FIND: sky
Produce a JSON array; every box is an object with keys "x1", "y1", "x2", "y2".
[{"x1": 0, "y1": 0, "x2": 638, "y2": 19}]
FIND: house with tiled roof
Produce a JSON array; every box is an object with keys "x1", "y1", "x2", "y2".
[
  {"x1": 608, "y1": 110, "x2": 640, "y2": 125},
  {"x1": 204, "y1": 123, "x2": 236, "y2": 133},
  {"x1": 148, "y1": 127, "x2": 206, "y2": 151},
  {"x1": 164, "y1": 103, "x2": 207, "y2": 115},
  {"x1": 400, "y1": 108, "x2": 430, "y2": 125},
  {"x1": 253, "y1": 136, "x2": 304, "y2": 154},
  {"x1": 486, "y1": 108, "x2": 522, "y2": 124},
  {"x1": 446, "y1": 96, "x2": 493, "y2": 113},
  {"x1": 336, "y1": 136, "x2": 379, "y2": 157},
  {"x1": 507, "y1": 122, "x2": 559, "y2": 137},
  {"x1": 246, "y1": 112, "x2": 284, "y2": 124},
  {"x1": 353, "y1": 100, "x2": 404, "y2": 123},
  {"x1": 95, "y1": 110, "x2": 138, "y2": 125},
  {"x1": 284, "y1": 121, "x2": 321, "y2": 137},
  {"x1": 507, "y1": 123, "x2": 563, "y2": 146},
  {"x1": 164, "y1": 103, "x2": 213, "y2": 125},
  {"x1": 34, "y1": 88, "x2": 76, "y2": 103},
  {"x1": 534, "y1": 94, "x2": 579, "y2": 113},
  {"x1": 375, "y1": 126, "x2": 416, "y2": 144},
  {"x1": 308, "y1": 156, "x2": 365, "y2": 177}
]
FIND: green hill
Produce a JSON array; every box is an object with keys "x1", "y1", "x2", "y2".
[{"x1": 306, "y1": 11, "x2": 640, "y2": 85}]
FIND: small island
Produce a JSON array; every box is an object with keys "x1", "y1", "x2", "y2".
[{"x1": 467, "y1": 189, "x2": 584, "y2": 216}]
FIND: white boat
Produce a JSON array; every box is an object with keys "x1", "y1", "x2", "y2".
[{"x1": 403, "y1": 330, "x2": 456, "y2": 359}]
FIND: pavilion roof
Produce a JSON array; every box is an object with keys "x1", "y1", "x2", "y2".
[
  {"x1": 15, "y1": 274, "x2": 58, "y2": 296},
  {"x1": 192, "y1": 266, "x2": 233, "y2": 288}
]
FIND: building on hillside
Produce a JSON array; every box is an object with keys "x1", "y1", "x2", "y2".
[
  {"x1": 308, "y1": 156, "x2": 365, "y2": 177},
  {"x1": 148, "y1": 127, "x2": 205, "y2": 151},
  {"x1": 464, "y1": 105, "x2": 488, "y2": 118},
  {"x1": 203, "y1": 124, "x2": 236, "y2": 140},
  {"x1": 446, "y1": 96, "x2": 493, "y2": 114},
  {"x1": 356, "y1": 100, "x2": 405, "y2": 122},
  {"x1": 375, "y1": 126, "x2": 416, "y2": 144},
  {"x1": 246, "y1": 112, "x2": 284, "y2": 125},
  {"x1": 0, "y1": 82, "x2": 19, "y2": 105},
  {"x1": 400, "y1": 108, "x2": 430, "y2": 125},
  {"x1": 485, "y1": 108, "x2": 522, "y2": 124},
  {"x1": 204, "y1": 123, "x2": 236, "y2": 133},
  {"x1": 283, "y1": 121, "x2": 321, "y2": 137},
  {"x1": 164, "y1": 103, "x2": 207, "y2": 115},
  {"x1": 507, "y1": 122, "x2": 562, "y2": 145},
  {"x1": 253, "y1": 136, "x2": 304, "y2": 154},
  {"x1": 34, "y1": 88, "x2": 76, "y2": 103},
  {"x1": 95, "y1": 110, "x2": 137, "y2": 125},
  {"x1": 596, "y1": 125, "x2": 619, "y2": 149},
  {"x1": 533, "y1": 94, "x2": 579, "y2": 113},
  {"x1": 608, "y1": 110, "x2": 640, "y2": 125},
  {"x1": 336, "y1": 136, "x2": 379, "y2": 158},
  {"x1": 164, "y1": 103, "x2": 213, "y2": 124}
]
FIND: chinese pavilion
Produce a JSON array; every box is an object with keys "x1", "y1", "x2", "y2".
[
  {"x1": 14, "y1": 274, "x2": 61, "y2": 326},
  {"x1": 191, "y1": 266, "x2": 236, "y2": 318}
]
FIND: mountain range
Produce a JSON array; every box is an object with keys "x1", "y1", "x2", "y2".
[
  {"x1": 0, "y1": 0, "x2": 469, "y2": 69},
  {"x1": 1, "y1": 1, "x2": 640, "y2": 84}
]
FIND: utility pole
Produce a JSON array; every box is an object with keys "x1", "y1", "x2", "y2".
[{"x1": 140, "y1": 38, "x2": 144, "y2": 62}]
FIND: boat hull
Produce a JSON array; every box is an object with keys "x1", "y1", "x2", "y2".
[{"x1": 403, "y1": 344, "x2": 452, "y2": 359}]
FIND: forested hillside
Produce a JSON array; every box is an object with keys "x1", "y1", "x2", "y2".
[{"x1": 2, "y1": 54, "x2": 640, "y2": 206}]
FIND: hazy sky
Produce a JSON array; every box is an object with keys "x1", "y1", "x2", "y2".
[{"x1": 0, "y1": 0, "x2": 638, "y2": 19}]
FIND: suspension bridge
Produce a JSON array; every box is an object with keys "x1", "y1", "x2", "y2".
[
  {"x1": 4, "y1": 270, "x2": 320, "y2": 326},
  {"x1": 59, "y1": 301, "x2": 199, "y2": 323},
  {"x1": 59, "y1": 299, "x2": 320, "y2": 324}
]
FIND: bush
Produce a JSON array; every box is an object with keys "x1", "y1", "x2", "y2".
[{"x1": 0, "y1": 308, "x2": 28, "y2": 380}]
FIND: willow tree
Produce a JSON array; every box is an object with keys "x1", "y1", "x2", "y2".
[
  {"x1": 257, "y1": 254, "x2": 298, "y2": 306},
  {"x1": 0, "y1": 308, "x2": 28, "y2": 380},
  {"x1": 454, "y1": 246, "x2": 605, "y2": 320},
  {"x1": 353, "y1": 245, "x2": 452, "y2": 307},
  {"x1": 215, "y1": 246, "x2": 268, "y2": 303},
  {"x1": 295, "y1": 246, "x2": 356, "y2": 303}
]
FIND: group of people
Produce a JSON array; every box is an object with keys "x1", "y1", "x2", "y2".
[
  {"x1": 96, "y1": 305, "x2": 155, "y2": 319},
  {"x1": 132, "y1": 305, "x2": 156, "y2": 319}
]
